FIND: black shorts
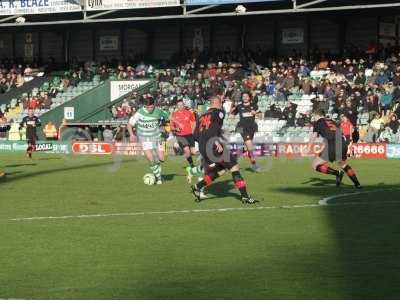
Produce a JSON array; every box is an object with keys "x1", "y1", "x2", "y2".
[
  {"x1": 320, "y1": 139, "x2": 347, "y2": 162},
  {"x1": 343, "y1": 135, "x2": 352, "y2": 149},
  {"x1": 27, "y1": 135, "x2": 37, "y2": 145},
  {"x1": 176, "y1": 135, "x2": 195, "y2": 149},
  {"x1": 200, "y1": 145, "x2": 238, "y2": 171},
  {"x1": 237, "y1": 123, "x2": 257, "y2": 141}
]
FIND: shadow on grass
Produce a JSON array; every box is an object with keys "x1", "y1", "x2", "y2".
[
  {"x1": 204, "y1": 180, "x2": 242, "y2": 202},
  {"x1": 36, "y1": 157, "x2": 63, "y2": 161},
  {"x1": 163, "y1": 173, "x2": 184, "y2": 182},
  {"x1": 300, "y1": 177, "x2": 352, "y2": 187},
  {"x1": 5, "y1": 171, "x2": 24, "y2": 176},
  {"x1": 5, "y1": 163, "x2": 37, "y2": 168},
  {"x1": 0, "y1": 160, "x2": 125, "y2": 186},
  {"x1": 271, "y1": 181, "x2": 400, "y2": 299},
  {"x1": 272, "y1": 181, "x2": 398, "y2": 201}
]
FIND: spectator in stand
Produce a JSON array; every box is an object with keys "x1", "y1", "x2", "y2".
[
  {"x1": 282, "y1": 101, "x2": 297, "y2": 127},
  {"x1": 16, "y1": 74, "x2": 25, "y2": 88},
  {"x1": 265, "y1": 104, "x2": 282, "y2": 119},
  {"x1": 379, "y1": 87, "x2": 393, "y2": 115},
  {"x1": 375, "y1": 70, "x2": 389, "y2": 85},
  {"x1": 69, "y1": 72, "x2": 80, "y2": 87},
  {"x1": 296, "y1": 113, "x2": 311, "y2": 127},
  {"x1": 40, "y1": 91, "x2": 52, "y2": 109},
  {"x1": 24, "y1": 65, "x2": 33, "y2": 76},
  {"x1": 354, "y1": 70, "x2": 366, "y2": 86},
  {"x1": 25, "y1": 94, "x2": 40, "y2": 110},
  {"x1": 60, "y1": 77, "x2": 70, "y2": 92},
  {"x1": 5, "y1": 73, "x2": 16, "y2": 91},
  {"x1": 0, "y1": 77, "x2": 7, "y2": 93},
  {"x1": 368, "y1": 113, "x2": 384, "y2": 142},
  {"x1": 0, "y1": 115, "x2": 10, "y2": 140},
  {"x1": 365, "y1": 93, "x2": 379, "y2": 120},
  {"x1": 102, "y1": 125, "x2": 114, "y2": 143},
  {"x1": 393, "y1": 68, "x2": 400, "y2": 86},
  {"x1": 378, "y1": 126, "x2": 394, "y2": 143},
  {"x1": 112, "y1": 101, "x2": 131, "y2": 120},
  {"x1": 100, "y1": 67, "x2": 109, "y2": 81},
  {"x1": 388, "y1": 114, "x2": 399, "y2": 134}
]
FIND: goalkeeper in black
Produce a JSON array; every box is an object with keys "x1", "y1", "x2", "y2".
[
  {"x1": 20, "y1": 109, "x2": 41, "y2": 159},
  {"x1": 231, "y1": 92, "x2": 261, "y2": 172}
]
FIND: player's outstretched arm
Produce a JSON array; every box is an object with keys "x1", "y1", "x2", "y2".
[{"x1": 127, "y1": 113, "x2": 139, "y2": 142}]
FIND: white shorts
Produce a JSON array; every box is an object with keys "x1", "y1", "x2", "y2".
[{"x1": 141, "y1": 141, "x2": 164, "y2": 151}]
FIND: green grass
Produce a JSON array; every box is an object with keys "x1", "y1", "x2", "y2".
[{"x1": 1, "y1": 153, "x2": 400, "y2": 300}]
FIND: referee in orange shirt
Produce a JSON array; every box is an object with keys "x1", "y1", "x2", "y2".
[
  {"x1": 170, "y1": 99, "x2": 197, "y2": 167},
  {"x1": 340, "y1": 114, "x2": 354, "y2": 157}
]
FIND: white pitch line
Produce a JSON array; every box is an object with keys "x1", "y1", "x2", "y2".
[
  {"x1": 8, "y1": 188, "x2": 400, "y2": 222},
  {"x1": 9, "y1": 205, "x2": 305, "y2": 221},
  {"x1": 318, "y1": 188, "x2": 400, "y2": 206}
]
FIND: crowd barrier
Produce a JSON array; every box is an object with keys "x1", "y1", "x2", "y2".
[{"x1": 1, "y1": 141, "x2": 399, "y2": 159}]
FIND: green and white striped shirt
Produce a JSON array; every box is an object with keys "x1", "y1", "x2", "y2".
[{"x1": 129, "y1": 107, "x2": 169, "y2": 139}]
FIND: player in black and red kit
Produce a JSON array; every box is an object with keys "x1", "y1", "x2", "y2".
[
  {"x1": 231, "y1": 92, "x2": 261, "y2": 172},
  {"x1": 311, "y1": 109, "x2": 361, "y2": 188},
  {"x1": 191, "y1": 96, "x2": 257, "y2": 204},
  {"x1": 20, "y1": 109, "x2": 41, "y2": 159}
]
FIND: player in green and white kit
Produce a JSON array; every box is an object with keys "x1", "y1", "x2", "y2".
[{"x1": 127, "y1": 97, "x2": 169, "y2": 184}]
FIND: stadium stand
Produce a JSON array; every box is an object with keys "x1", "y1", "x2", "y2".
[
  {"x1": 0, "y1": 44, "x2": 399, "y2": 144},
  {"x1": 104, "y1": 47, "x2": 400, "y2": 144}
]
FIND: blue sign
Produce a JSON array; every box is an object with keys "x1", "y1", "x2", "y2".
[
  {"x1": 387, "y1": 144, "x2": 400, "y2": 159},
  {"x1": 187, "y1": 0, "x2": 281, "y2": 6}
]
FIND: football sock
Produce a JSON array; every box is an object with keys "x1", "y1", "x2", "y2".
[
  {"x1": 195, "y1": 171, "x2": 219, "y2": 190},
  {"x1": 316, "y1": 163, "x2": 339, "y2": 176},
  {"x1": 198, "y1": 177, "x2": 205, "y2": 193},
  {"x1": 232, "y1": 171, "x2": 249, "y2": 198},
  {"x1": 191, "y1": 165, "x2": 203, "y2": 176},
  {"x1": 343, "y1": 165, "x2": 360, "y2": 186},
  {"x1": 27, "y1": 145, "x2": 33, "y2": 159},
  {"x1": 186, "y1": 156, "x2": 194, "y2": 168},
  {"x1": 150, "y1": 163, "x2": 162, "y2": 180}
]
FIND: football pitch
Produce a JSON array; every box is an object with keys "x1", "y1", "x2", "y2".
[{"x1": 1, "y1": 153, "x2": 400, "y2": 300}]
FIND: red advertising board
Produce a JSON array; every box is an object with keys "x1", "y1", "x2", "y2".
[
  {"x1": 113, "y1": 143, "x2": 142, "y2": 155},
  {"x1": 350, "y1": 143, "x2": 386, "y2": 159},
  {"x1": 69, "y1": 142, "x2": 388, "y2": 158},
  {"x1": 277, "y1": 143, "x2": 323, "y2": 158},
  {"x1": 72, "y1": 142, "x2": 112, "y2": 155}
]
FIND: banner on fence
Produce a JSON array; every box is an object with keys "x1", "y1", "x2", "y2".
[
  {"x1": 282, "y1": 28, "x2": 304, "y2": 44},
  {"x1": 350, "y1": 143, "x2": 386, "y2": 159},
  {"x1": 187, "y1": 0, "x2": 279, "y2": 5},
  {"x1": 277, "y1": 143, "x2": 322, "y2": 158},
  {"x1": 99, "y1": 36, "x2": 119, "y2": 51},
  {"x1": 0, "y1": 0, "x2": 82, "y2": 16},
  {"x1": 86, "y1": 0, "x2": 179, "y2": 11},
  {"x1": 230, "y1": 143, "x2": 276, "y2": 157},
  {"x1": 386, "y1": 144, "x2": 400, "y2": 159},
  {"x1": 0, "y1": 141, "x2": 70, "y2": 153},
  {"x1": 110, "y1": 80, "x2": 149, "y2": 101},
  {"x1": 71, "y1": 142, "x2": 112, "y2": 155}
]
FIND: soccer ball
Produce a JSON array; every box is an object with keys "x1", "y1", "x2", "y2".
[{"x1": 143, "y1": 173, "x2": 156, "y2": 185}]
